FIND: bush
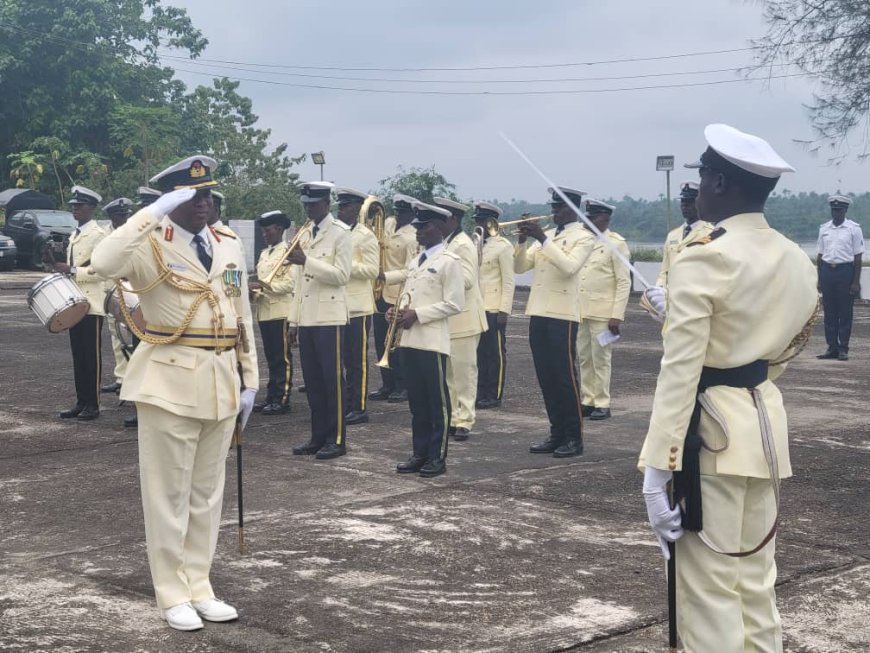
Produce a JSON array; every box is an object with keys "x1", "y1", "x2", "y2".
[{"x1": 631, "y1": 247, "x2": 663, "y2": 262}]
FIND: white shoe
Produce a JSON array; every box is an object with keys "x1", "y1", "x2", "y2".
[
  {"x1": 162, "y1": 602, "x2": 204, "y2": 631},
  {"x1": 192, "y1": 598, "x2": 238, "y2": 622}
]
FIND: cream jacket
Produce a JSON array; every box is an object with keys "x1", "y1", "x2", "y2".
[
  {"x1": 578, "y1": 230, "x2": 632, "y2": 321},
  {"x1": 398, "y1": 247, "x2": 464, "y2": 355},
  {"x1": 639, "y1": 213, "x2": 818, "y2": 479},
  {"x1": 514, "y1": 222, "x2": 595, "y2": 322},
  {"x1": 255, "y1": 243, "x2": 294, "y2": 322},
  {"x1": 656, "y1": 221, "x2": 713, "y2": 287},
  {"x1": 288, "y1": 214, "x2": 352, "y2": 327},
  {"x1": 381, "y1": 219, "x2": 419, "y2": 304},
  {"x1": 347, "y1": 223, "x2": 379, "y2": 318},
  {"x1": 68, "y1": 220, "x2": 108, "y2": 315},
  {"x1": 480, "y1": 235, "x2": 516, "y2": 314},
  {"x1": 446, "y1": 231, "x2": 487, "y2": 338},
  {"x1": 91, "y1": 208, "x2": 259, "y2": 422}
]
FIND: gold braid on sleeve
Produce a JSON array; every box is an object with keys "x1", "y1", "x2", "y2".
[{"x1": 770, "y1": 298, "x2": 821, "y2": 366}]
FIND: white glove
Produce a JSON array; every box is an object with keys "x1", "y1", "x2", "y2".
[
  {"x1": 238, "y1": 388, "x2": 257, "y2": 430},
  {"x1": 641, "y1": 286, "x2": 667, "y2": 324},
  {"x1": 151, "y1": 187, "x2": 196, "y2": 216},
  {"x1": 642, "y1": 465, "x2": 683, "y2": 560}
]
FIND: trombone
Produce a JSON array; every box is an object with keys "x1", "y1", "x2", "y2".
[
  {"x1": 360, "y1": 195, "x2": 387, "y2": 300},
  {"x1": 261, "y1": 219, "x2": 313, "y2": 289},
  {"x1": 377, "y1": 285, "x2": 412, "y2": 369}
]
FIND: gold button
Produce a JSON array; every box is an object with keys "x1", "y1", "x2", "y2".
[
  {"x1": 668, "y1": 463, "x2": 676, "y2": 470},
  {"x1": 169, "y1": 358, "x2": 176, "y2": 363},
  {"x1": 670, "y1": 446, "x2": 679, "y2": 453}
]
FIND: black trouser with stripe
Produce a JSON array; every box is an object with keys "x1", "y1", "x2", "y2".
[
  {"x1": 373, "y1": 297, "x2": 405, "y2": 393},
  {"x1": 819, "y1": 262, "x2": 855, "y2": 354},
  {"x1": 258, "y1": 318, "x2": 292, "y2": 405},
  {"x1": 400, "y1": 347, "x2": 450, "y2": 462},
  {"x1": 528, "y1": 316, "x2": 582, "y2": 444},
  {"x1": 299, "y1": 325, "x2": 346, "y2": 448},
  {"x1": 69, "y1": 314, "x2": 103, "y2": 408},
  {"x1": 343, "y1": 314, "x2": 372, "y2": 414},
  {"x1": 477, "y1": 311, "x2": 507, "y2": 402}
]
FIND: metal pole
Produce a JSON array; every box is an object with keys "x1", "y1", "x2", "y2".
[
  {"x1": 665, "y1": 169, "x2": 672, "y2": 234},
  {"x1": 319, "y1": 163, "x2": 324, "y2": 181}
]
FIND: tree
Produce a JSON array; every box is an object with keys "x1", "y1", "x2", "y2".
[
  {"x1": 377, "y1": 166, "x2": 457, "y2": 211},
  {"x1": 752, "y1": 1, "x2": 870, "y2": 155}
]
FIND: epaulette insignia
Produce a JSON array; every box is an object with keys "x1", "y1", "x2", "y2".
[
  {"x1": 687, "y1": 227, "x2": 726, "y2": 247},
  {"x1": 209, "y1": 226, "x2": 222, "y2": 242},
  {"x1": 213, "y1": 225, "x2": 238, "y2": 240},
  {"x1": 164, "y1": 224, "x2": 174, "y2": 242}
]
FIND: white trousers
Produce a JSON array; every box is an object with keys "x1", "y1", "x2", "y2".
[
  {"x1": 576, "y1": 318, "x2": 612, "y2": 408},
  {"x1": 447, "y1": 333, "x2": 480, "y2": 430},
  {"x1": 676, "y1": 474, "x2": 782, "y2": 653},
  {"x1": 137, "y1": 403, "x2": 236, "y2": 609},
  {"x1": 106, "y1": 314, "x2": 128, "y2": 383}
]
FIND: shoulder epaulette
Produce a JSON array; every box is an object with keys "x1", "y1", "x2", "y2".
[
  {"x1": 442, "y1": 249, "x2": 462, "y2": 260},
  {"x1": 212, "y1": 225, "x2": 237, "y2": 240},
  {"x1": 609, "y1": 231, "x2": 626, "y2": 242},
  {"x1": 334, "y1": 220, "x2": 351, "y2": 231},
  {"x1": 687, "y1": 226, "x2": 726, "y2": 247}
]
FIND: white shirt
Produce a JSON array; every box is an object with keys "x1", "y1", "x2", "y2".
[
  {"x1": 172, "y1": 221, "x2": 213, "y2": 257},
  {"x1": 418, "y1": 241, "x2": 444, "y2": 264},
  {"x1": 817, "y1": 219, "x2": 864, "y2": 264}
]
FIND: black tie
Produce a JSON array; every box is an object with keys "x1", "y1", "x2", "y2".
[
  {"x1": 683, "y1": 224, "x2": 691, "y2": 239},
  {"x1": 193, "y1": 234, "x2": 212, "y2": 271},
  {"x1": 555, "y1": 225, "x2": 565, "y2": 235},
  {"x1": 418, "y1": 252, "x2": 427, "y2": 266},
  {"x1": 312, "y1": 224, "x2": 320, "y2": 239}
]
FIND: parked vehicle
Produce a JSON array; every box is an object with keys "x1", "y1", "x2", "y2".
[
  {"x1": 2, "y1": 210, "x2": 77, "y2": 269},
  {"x1": 0, "y1": 233, "x2": 17, "y2": 271}
]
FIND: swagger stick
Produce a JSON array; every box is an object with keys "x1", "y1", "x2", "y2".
[
  {"x1": 233, "y1": 415, "x2": 245, "y2": 554},
  {"x1": 667, "y1": 481, "x2": 677, "y2": 652},
  {"x1": 499, "y1": 132, "x2": 653, "y2": 290}
]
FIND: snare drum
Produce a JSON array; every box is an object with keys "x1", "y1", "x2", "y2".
[
  {"x1": 27, "y1": 273, "x2": 90, "y2": 333},
  {"x1": 104, "y1": 283, "x2": 145, "y2": 346}
]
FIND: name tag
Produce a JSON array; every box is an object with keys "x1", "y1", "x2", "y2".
[
  {"x1": 168, "y1": 263, "x2": 188, "y2": 272},
  {"x1": 427, "y1": 267, "x2": 437, "y2": 274}
]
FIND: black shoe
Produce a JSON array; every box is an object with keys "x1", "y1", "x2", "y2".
[
  {"x1": 529, "y1": 438, "x2": 559, "y2": 454},
  {"x1": 59, "y1": 404, "x2": 85, "y2": 419},
  {"x1": 447, "y1": 426, "x2": 457, "y2": 439},
  {"x1": 816, "y1": 350, "x2": 839, "y2": 360},
  {"x1": 553, "y1": 439, "x2": 583, "y2": 458},
  {"x1": 101, "y1": 382, "x2": 122, "y2": 394},
  {"x1": 589, "y1": 408, "x2": 611, "y2": 421},
  {"x1": 253, "y1": 401, "x2": 268, "y2": 413},
  {"x1": 396, "y1": 455, "x2": 427, "y2": 474},
  {"x1": 77, "y1": 406, "x2": 100, "y2": 421},
  {"x1": 419, "y1": 459, "x2": 446, "y2": 477},
  {"x1": 298, "y1": 385, "x2": 307, "y2": 393},
  {"x1": 123, "y1": 416, "x2": 138, "y2": 428},
  {"x1": 369, "y1": 387, "x2": 392, "y2": 401},
  {"x1": 581, "y1": 404, "x2": 594, "y2": 417},
  {"x1": 453, "y1": 427, "x2": 470, "y2": 441},
  {"x1": 262, "y1": 402, "x2": 291, "y2": 415},
  {"x1": 838, "y1": 352, "x2": 849, "y2": 361},
  {"x1": 476, "y1": 398, "x2": 501, "y2": 409},
  {"x1": 387, "y1": 389, "x2": 408, "y2": 403},
  {"x1": 292, "y1": 442, "x2": 321, "y2": 456},
  {"x1": 345, "y1": 410, "x2": 369, "y2": 425},
  {"x1": 315, "y1": 443, "x2": 347, "y2": 460}
]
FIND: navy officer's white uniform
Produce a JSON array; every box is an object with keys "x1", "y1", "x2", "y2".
[{"x1": 92, "y1": 156, "x2": 258, "y2": 631}]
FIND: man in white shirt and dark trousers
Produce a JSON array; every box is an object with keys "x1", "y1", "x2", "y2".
[{"x1": 817, "y1": 195, "x2": 864, "y2": 361}]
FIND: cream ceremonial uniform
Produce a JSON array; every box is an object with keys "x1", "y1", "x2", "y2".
[
  {"x1": 476, "y1": 234, "x2": 515, "y2": 403},
  {"x1": 656, "y1": 221, "x2": 713, "y2": 288},
  {"x1": 515, "y1": 221, "x2": 595, "y2": 449},
  {"x1": 445, "y1": 230, "x2": 488, "y2": 431},
  {"x1": 254, "y1": 242, "x2": 295, "y2": 407},
  {"x1": 91, "y1": 206, "x2": 258, "y2": 610},
  {"x1": 344, "y1": 222, "x2": 379, "y2": 414},
  {"x1": 576, "y1": 229, "x2": 631, "y2": 409},
  {"x1": 103, "y1": 256, "x2": 129, "y2": 386},
  {"x1": 639, "y1": 213, "x2": 817, "y2": 652}
]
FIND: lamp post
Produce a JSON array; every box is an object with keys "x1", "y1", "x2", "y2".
[
  {"x1": 311, "y1": 151, "x2": 325, "y2": 181},
  {"x1": 656, "y1": 155, "x2": 675, "y2": 233}
]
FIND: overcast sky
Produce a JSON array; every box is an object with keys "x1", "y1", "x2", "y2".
[{"x1": 168, "y1": 0, "x2": 866, "y2": 203}]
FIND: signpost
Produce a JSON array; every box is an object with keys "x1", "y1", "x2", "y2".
[{"x1": 656, "y1": 155, "x2": 675, "y2": 233}]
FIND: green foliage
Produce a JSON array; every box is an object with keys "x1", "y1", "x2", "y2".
[
  {"x1": 377, "y1": 166, "x2": 457, "y2": 211},
  {"x1": 630, "y1": 247, "x2": 663, "y2": 262}
]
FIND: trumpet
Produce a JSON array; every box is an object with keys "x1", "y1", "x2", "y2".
[
  {"x1": 377, "y1": 286, "x2": 412, "y2": 369},
  {"x1": 499, "y1": 214, "x2": 551, "y2": 237},
  {"x1": 471, "y1": 226, "x2": 485, "y2": 265},
  {"x1": 261, "y1": 220, "x2": 313, "y2": 289}
]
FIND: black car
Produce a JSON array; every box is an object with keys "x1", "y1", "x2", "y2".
[
  {"x1": 2, "y1": 209, "x2": 77, "y2": 269},
  {"x1": 0, "y1": 233, "x2": 17, "y2": 271}
]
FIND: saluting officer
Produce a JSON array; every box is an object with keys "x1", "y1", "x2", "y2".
[
  {"x1": 433, "y1": 197, "x2": 487, "y2": 441},
  {"x1": 54, "y1": 185, "x2": 107, "y2": 421},
  {"x1": 392, "y1": 201, "x2": 464, "y2": 478},
  {"x1": 639, "y1": 125, "x2": 817, "y2": 652},
  {"x1": 100, "y1": 197, "x2": 135, "y2": 396},
  {"x1": 335, "y1": 187, "x2": 379, "y2": 425},
  {"x1": 515, "y1": 187, "x2": 595, "y2": 458},
  {"x1": 287, "y1": 182, "x2": 353, "y2": 460},
  {"x1": 656, "y1": 181, "x2": 713, "y2": 288},
  {"x1": 371, "y1": 194, "x2": 418, "y2": 402},
  {"x1": 474, "y1": 202, "x2": 515, "y2": 409},
  {"x1": 576, "y1": 199, "x2": 631, "y2": 421},
  {"x1": 249, "y1": 211, "x2": 295, "y2": 415},
  {"x1": 91, "y1": 155, "x2": 258, "y2": 631}
]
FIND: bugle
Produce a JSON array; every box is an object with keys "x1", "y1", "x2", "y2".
[
  {"x1": 500, "y1": 214, "x2": 551, "y2": 237},
  {"x1": 377, "y1": 285, "x2": 411, "y2": 369},
  {"x1": 261, "y1": 219, "x2": 313, "y2": 289}
]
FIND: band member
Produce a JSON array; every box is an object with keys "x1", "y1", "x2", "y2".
[
  {"x1": 515, "y1": 186, "x2": 594, "y2": 458},
  {"x1": 392, "y1": 201, "x2": 464, "y2": 477},
  {"x1": 576, "y1": 199, "x2": 631, "y2": 421},
  {"x1": 53, "y1": 185, "x2": 107, "y2": 421},
  {"x1": 91, "y1": 155, "x2": 258, "y2": 630},
  {"x1": 287, "y1": 181, "x2": 353, "y2": 460},
  {"x1": 656, "y1": 181, "x2": 712, "y2": 288},
  {"x1": 249, "y1": 211, "x2": 294, "y2": 415},
  {"x1": 371, "y1": 194, "x2": 418, "y2": 403},
  {"x1": 639, "y1": 124, "x2": 817, "y2": 652},
  {"x1": 433, "y1": 197, "x2": 487, "y2": 441},
  {"x1": 138, "y1": 186, "x2": 161, "y2": 207},
  {"x1": 100, "y1": 197, "x2": 135, "y2": 395},
  {"x1": 816, "y1": 195, "x2": 864, "y2": 361},
  {"x1": 473, "y1": 202, "x2": 515, "y2": 409},
  {"x1": 335, "y1": 188, "x2": 379, "y2": 425}
]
